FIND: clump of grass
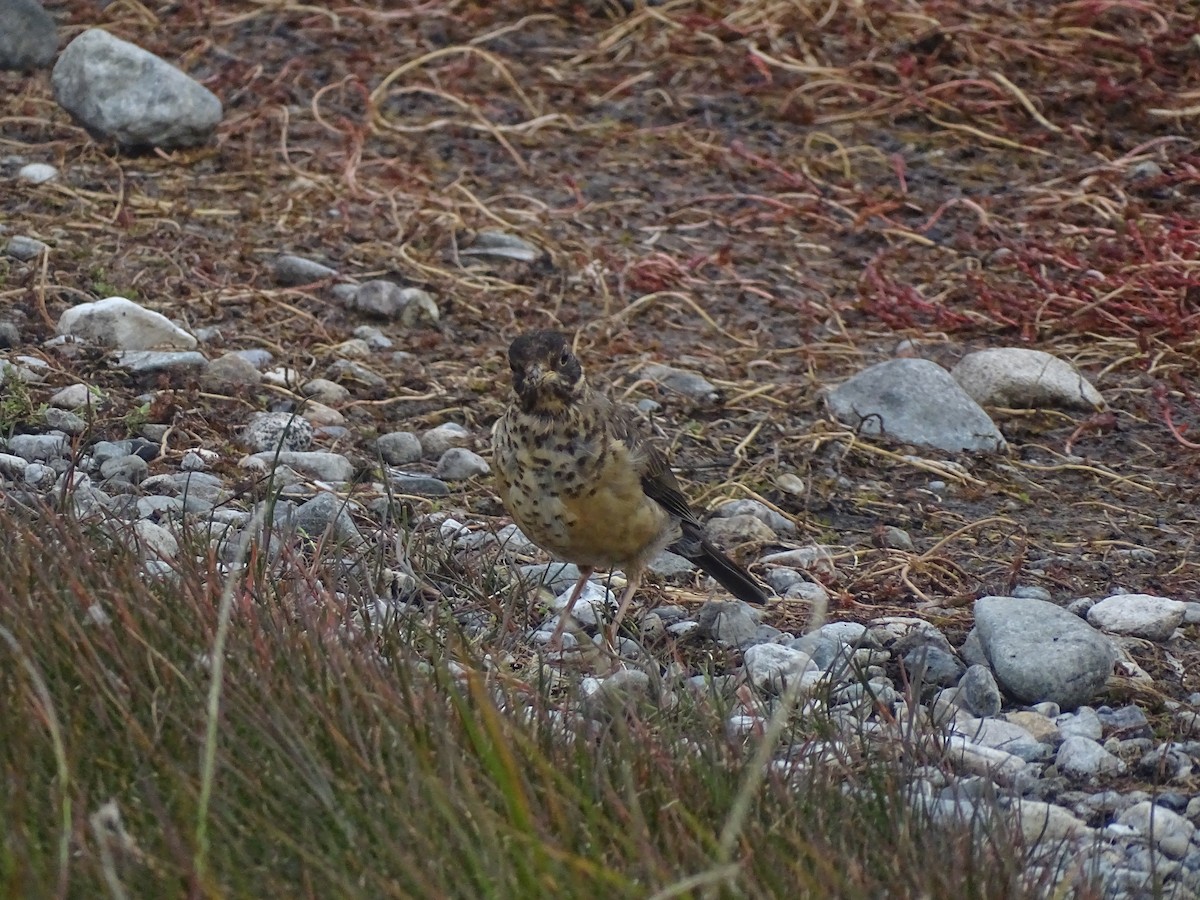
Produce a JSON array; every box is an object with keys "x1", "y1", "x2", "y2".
[
  {"x1": 0, "y1": 505, "x2": 1067, "y2": 898},
  {"x1": 0, "y1": 374, "x2": 38, "y2": 434}
]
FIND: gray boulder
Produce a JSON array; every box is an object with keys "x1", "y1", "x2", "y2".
[
  {"x1": 973, "y1": 596, "x2": 1116, "y2": 709},
  {"x1": 826, "y1": 358, "x2": 1005, "y2": 453},
  {"x1": 52, "y1": 29, "x2": 222, "y2": 149},
  {"x1": 0, "y1": 0, "x2": 56, "y2": 70}
]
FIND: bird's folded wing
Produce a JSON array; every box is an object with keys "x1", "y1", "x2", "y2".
[{"x1": 607, "y1": 401, "x2": 698, "y2": 526}]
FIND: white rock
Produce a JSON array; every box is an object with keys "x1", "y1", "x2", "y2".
[
  {"x1": 1056, "y1": 735, "x2": 1126, "y2": 780},
  {"x1": 1086, "y1": 593, "x2": 1186, "y2": 642},
  {"x1": 48, "y1": 383, "x2": 98, "y2": 409},
  {"x1": 420, "y1": 422, "x2": 471, "y2": 458},
  {"x1": 944, "y1": 735, "x2": 1029, "y2": 785},
  {"x1": 1009, "y1": 799, "x2": 1092, "y2": 843},
  {"x1": 551, "y1": 581, "x2": 614, "y2": 628},
  {"x1": 955, "y1": 717, "x2": 1047, "y2": 761},
  {"x1": 1117, "y1": 801, "x2": 1196, "y2": 859},
  {"x1": 952, "y1": 348, "x2": 1104, "y2": 411},
  {"x1": 436, "y1": 447, "x2": 490, "y2": 481},
  {"x1": 134, "y1": 520, "x2": 179, "y2": 561},
  {"x1": 57, "y1": 296, "x2": 196, "y2": 350},
  {"x1": 181, "y1": 448, "x2": 218, "y2": 471},
  {"x1": 743, "y1": 643, "x2": 818, "y2": 692},
  {"x1": 16, "y1": 163, "x2": 58, "y2": 184}
]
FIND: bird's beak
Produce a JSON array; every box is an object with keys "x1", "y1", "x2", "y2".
[{"x1": 523, "y1": 362, "x2": 548, "y2": 390}]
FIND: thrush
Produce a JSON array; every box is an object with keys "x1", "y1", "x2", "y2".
[{"x1": 492, "y1": 329, "x2": 769, "y2": 649}]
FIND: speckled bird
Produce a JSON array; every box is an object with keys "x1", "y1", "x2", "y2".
[{"x1": 492, "y1": 329, "x2": 769, "y2": 648}]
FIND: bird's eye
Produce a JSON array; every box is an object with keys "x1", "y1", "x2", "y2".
[{"x1": 559, "y1": 349, "x2": 571, "y2": 367}]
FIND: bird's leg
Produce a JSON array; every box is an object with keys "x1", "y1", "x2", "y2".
[
  {"x1": 547, "y1": 566, "x2": 593, "y2": 650},
  {"x1": 605, "y1": 569, "x2": 643, "y2": 648}
]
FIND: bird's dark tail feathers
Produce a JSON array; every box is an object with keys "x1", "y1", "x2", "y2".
[{"x1": 671, "y1": 523, "x2": 770, "y2": 605}]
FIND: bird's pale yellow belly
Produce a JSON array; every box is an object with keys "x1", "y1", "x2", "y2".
[{"x1": 493, "y1": 412, "x2": 676, "y2": 569}]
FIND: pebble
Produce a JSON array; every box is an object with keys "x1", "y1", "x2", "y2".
[
  {"x1": 957, "y1": 664, "x2": 1003, "y2": 717},
  {"x1": 201, "y1": 353, "x2": 263, "y2": 390},
  {"x1": 294, "y1": 491, "x2": 363, "y2": 545},
  {"x1": 99, "y1": 455, "x2": 149, "y2": 485},
  {"x1": 116, "y1": 350, "x2": 208, "y2": 374},
  {"x1": 181, "y1": 449, "x2": 217, "y2": 471},
  {"x1": 646, "y1": 550, "x2": 697, "y2": 580},
  {"x1": 327, "y1": 359, "x2": 386, "y2": 389},
  {"x1": 743, "y1": 644, "x2": 818, "y2": 693},
  {"x1": 420, "y1": 422, "x2": 472, "y2": 458},
  {"x1": 1009, "y1": 799, "x2": 1091, "y2": 843},
  {"x1": 240, "y1": 451, "x2": 354, "y2": 483},
  {"x1": 134, "y1": 520, "x2": 179, "y2": 561},
  {"x1": 1004, "y1": 710, "x2": 1061, "y2": 745},
  {"x1": 241, "y1": 412, "x2": 314, "y2": 453},
  {"x1": 904, "y1": 644, "x2": 965, "y2": 688},
  {"x1": 637, "y1": 362, "x2": 720, "y2": 405},
  {"x1": 8, "y1": 433, "x2": 69, "y2": 462},
  {"x1": 783, "y1": 580, "x2": 829, "y2": 605},
  {"x1": 353, "y1": 326, "x2": 392, "y2": 349},
  {"x1": 0, "y1": 0, "x2": 57, "y2": 71},
  {"x1": 436, "y1": 447, "x2": 490, "y2": 481},
  {"x1": 341, "y1": 280, "x2": 409, "y2": 318},
  {"x1": 460, "y1": 230, "x2": 541, "y2": 263},
  {"x1": 301, "y1": 378, "x2": 350, "y2": 405},
  {"x1": 759, "y1": 545, "x2": 837, "y2": 576},
  {"x1": 1056, "y1": 735, "x2": 1127, "y2": 780},
  {"x1": 704, "y1": 514, "x2": 776, "y2": 545},
  {"x1": 273, "y1": 254, "x2": 337, "y2": 285},
  {"x1": 709, "y1": 498, "x2": 796, "y2": 535},
  {"x1": 1117, "y1": 802, "x2": 1196, "y2": 859},
  {"x1": 1057, "y1": 707, "x2": 1104, "y2": 741},
  {"x1": 48, "y1": 384, "x2": 97, "y2": 409},
  {"x1": 387, "y1": 473, "x2": 450, "y2": 496},
  {"x1": 0, "y1": 453, "x2": 28, "y2": 479},
  {"x1": 580, "y1": 669, "x2": 657, "y2": 716},
  {"x1": 42, "y1": 407, "x2": 87, "y2": 435},
  {"x1": 376, "y1": 431, "x2": 424, "y2": 465},
  {"x1": 24, "y1": 463, "x2": 55, "y2": 489},
  {"x1": 877, "y1": 525, "x2": 915, "y2": 551},
  {"x1": 299, "y1": 401, "x2": 343, "y2": 427},
  {"x1": 696, "y1": 600, "x2": 761, "y2": 649},
  {"x1": 549, "y1": 581, "x2": 613, "y2": 629},
  {"x1": 6, "y1": 234, "x2": 49, "y2": 259}
]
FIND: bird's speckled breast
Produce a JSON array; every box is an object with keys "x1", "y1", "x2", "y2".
[{"x1": 492, "y1": 404, "x2": 675, "y2": 569}]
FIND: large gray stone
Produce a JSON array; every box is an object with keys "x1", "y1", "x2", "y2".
[
  {"x1": 973, "y1": 596, "x2": 1116, "y2": 710},
  {"x1": 52, "y1": 29, "x2": 222, "y2": 149},
  {"x1": 826, "y1": 358, "x2": 1005, "y2": 453},
  {"x1": 0, "y1": 0, "x2": 56, "y2": 70}
]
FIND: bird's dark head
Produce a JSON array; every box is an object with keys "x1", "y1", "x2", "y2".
[{"x1": 506, "y1": 330, "x2": 585, "y2": 414}]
